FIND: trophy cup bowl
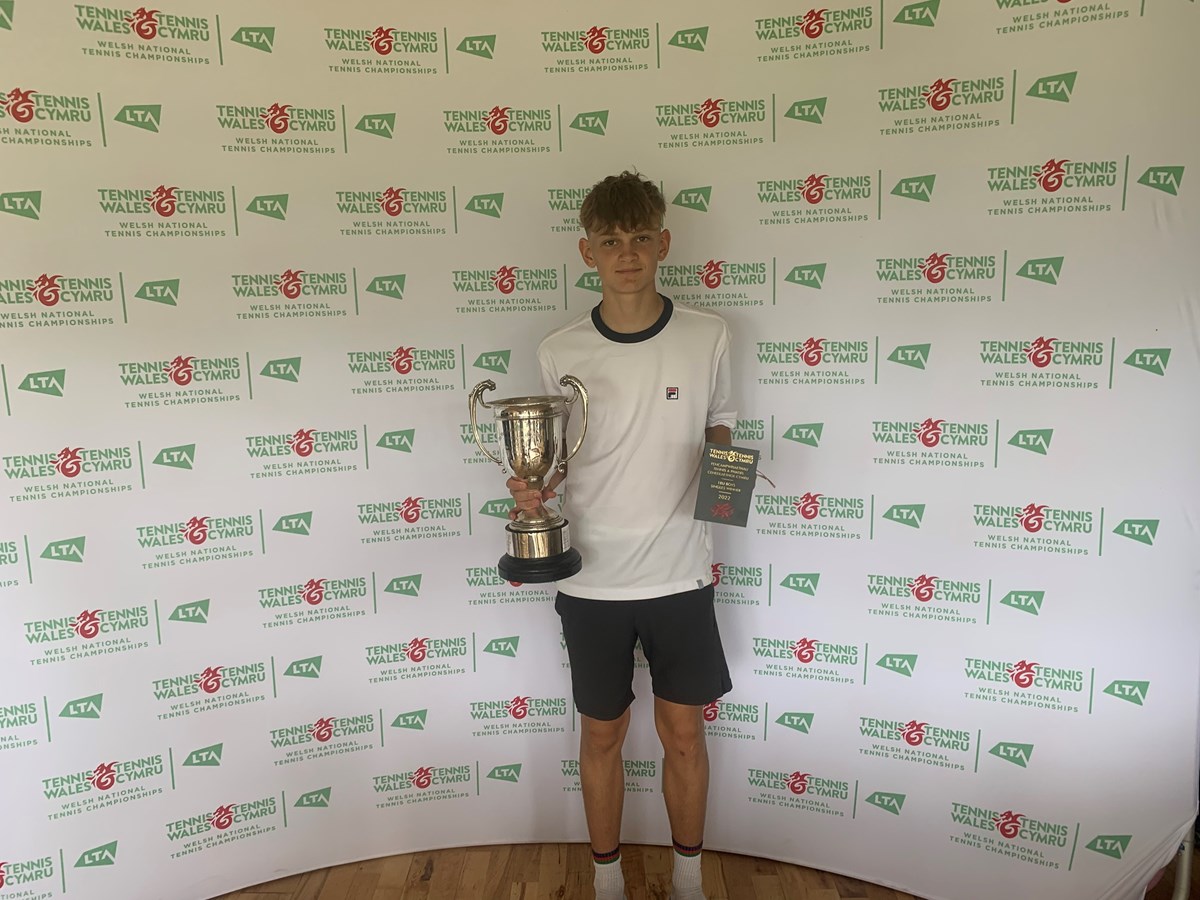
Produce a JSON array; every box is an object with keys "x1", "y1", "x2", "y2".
[{"x1": 468, "y1": 374, "x2": 589, "y2": 583}]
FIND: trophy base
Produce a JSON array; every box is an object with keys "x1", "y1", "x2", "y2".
[{"x1": 498, "y1": 547, "x2": 582, "y2": 584}]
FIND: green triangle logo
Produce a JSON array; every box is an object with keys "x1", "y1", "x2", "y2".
[
  {"x1": 1008, "y1": 429, "x2": 1053, "y2": 456},
  {"x1": 895, "y1": 0, "x2": 940, "y2": 26},
  {"x1": 1027, "y1": 72, "x2": 1077, "y2": 103},
  {"x1": 457, "y1": 34, "x2": 496, "y2": 59},
  {"x1": 989, "y1": 742, "x2": 1034, "y2": 768},
  {"x1": 75, "y1": 841, "x2": 119, "y2": 868},
  {"x1": 283, "y1": 656, "x2": 323, "y2": 678},
  {"x1": 487, "y1": 763, "x2": 523, "y2": 782},
  {"x1": 479, "y1": 497, "x2": 516, "y2": 519},
  {"x1": 385, "y1": 574, "x2": 422, "y2": 597},
  {"x1": 570, "y1": 110, "x2": 609, "y2": 136},
  {"x1": 891, "y1": 175, "x2": 935, "y2": 202},
  {"x1": 473, "y1": 350, "x2": 510, "y2": 374},
  {"x1": 672, "y1": 186, "x2": 711, "y2": 212},
  {"x1": 366, "y1": 273, "x2": 406, "y2": 300},
  {"x1": 19, "y1": 368, "x2": 65, "y2": 396},
  {"x1": 153, "y1": 443, "x2": 195, "y2": 469},
  {"x1": 784, "y1": 97, "x2": 827, "y2": 125},
  {"x1": 377, "y1": 429, "x2": 415, "y2": 453},
  {"x1": 483, "y1": 636, "x2": 520, "y2": 657},
  {"x1": 135, "y1": 278, "x2": 180, "y2": 305},
  {"x1": 668, "y1": 26, "x2": 708, "y2": 51},
  {"x1": 575, "y1": 272, "x2": 602, "y2": 293},
  {"x1": 1086, "y1": 835, "x2": 1132, "y2": 860},
  {"x1": 998, "y1": 590, "x2": 1044, "y2": 616},
  {"x1": 355, "y1": 113, "x2": 396, "y2": 139},
  {"x1": 865, "y1": 791, "x2": 906, "y2": 815},
  {"x1": 391, "y1": 708, "x2": 428, "y2": 730},
  {"x1": 114, "y1": 104, "x2": 162, "y2": 132},
  {"x1": 295, "y1": 787, "x2": 332, "y2": 808},
  {"x1": 231, "y1": 26, "x2": 275, "y2": 52},
  {"x1": 0, "y1": 190, "x2": 42, "y2": 220},
  {"x1": 261, "y1": 357, "x2": 301, "y2": 382},
  {"x1": 775, "y1": 711, "x2": 814, "y2": 733},
  {"x1": 465, "y1": 193, "x2": 504, "y2": 218},
  {"x1": 888, "y1": 344, "x2": 930, "y2": 370},
  {"x1": 60, "y1": 692, "x2": 103, "y2": 718},
  {"x1": 182, "y1": 742, "x2": 223, "y2": 766},
  {"x1": 247, "y1": 193, "x2": 288, "y2": 220},
  {"x1": 882, "y1": 504, "x2": 924, "y2": 528},
  {"x1": 0, "y1": 1, "x2": 13, "y2": 30},
  {"x1": 782, "y1": 423, "x2": 823, "y2": 447},
  {"x1": 1123, "y1": 348, "x2": 1170, "y2": 376},
  {"x1": 1112, "y1": 519, "x2": 1158, "y2": 546},
  {"x1": 273, "y1": 511, "x2": 312, "y2": 535},
  {"x1": 1103, "y1": 680, "x2": 1149, "y2": 706},
  {"x1": 784, "y1": 263, "x2": 825, "y2": 288},
  {"x1": 875, "y1": 654, "x2": 918, "y2": 677},
  {"x1": 1016, "y1": 257, "x2": 1063, "y2": 285},
  {"x1": 42, "y1": 536, "x2": 85, "y2": 563},
  {"x1": 169, "y1": 599, "x2": 210, "y2": 623},
  {"x1": 1138, "y1": 166, "x2": 1184, "y2": 196},
  {"x1": 779, "y1": 573, "x2": 820, "y2": 596}
]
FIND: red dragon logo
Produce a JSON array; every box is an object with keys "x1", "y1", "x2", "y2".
[
  {"x1": 412, "y1": 766, "x2": 434, "y2": 789},
  {"x1": 799, "y1": 9, "x2": 828, "y2": 38},
  {"x1": 300, "y1": 578, "x2": 326, "y2": 605},
  {"x1": 486, "y1": 106, "x2": 511, "y2": 135},
  {"x1": 1, "y1": 88, "x2": 36, "y2": 123},
  {"x1": 146, "y1": 185, "x2": 179, "y2": 217},
  {"x1": 260, "y1": 103, "x2": 291, "y2": 134},
  {"x1": 88, "y1": 761, "x2": 118, "y2": 791},
  {"x1": 195, "y1": 666, "x2": 223, "y2": 694},
  {"x1": 0, "y1": 862, "x2": 7, "y2": 888},
  {"x1": 53, "y1": 447, "x2": 84, "y2": 478},
  {"x1": 709, "y1": 502, "x2": 734, "y2": 520},
  {"x1": 795, "y1": 492, "x2": 822, "y2": 520},
  {"x1": 493, "y1": 266, "x2": 519, "y2": 295},
  {"x1": 1035, "y1": 158, "x2": 1069, "y2": 193},
  {"x1": 165, "y1": 355, "x2": 195, "y2": 385},
  {"x1": 125, "y1": 7, "x2": 160, "y2": 40},
  {"x1": 1018, "y1": 503, "x2": 1048, "y2": 533},
  {"x1": 914, "y1": 418, "x2": 945, "y2": 447},
  {"x1": 583, "y1": 26, "x2": 608, "y2": 54},
  {"x1": 787, "y1": 772, "x2": 810, "y2": 794},
  {"x1": 397, "y1": 497, "x2": 423, "y2": 523},
  {"x1": 1024, "y1": 337, "x2": 1056, "y2": 368},
  {"x1": 920, "y1": 252, "x2": 950, "y2": 284},
  {"x1": 309, "y1": 717, "x2": 336, "y2": 743},
  {"x1": 288, "y1": 428, "x2": 316, "y2": 457},
  {"x1": 922, "y1": 78, "x2": 956, "y2": 111},
  {"x1": 791, "y1": 638, "x2": 818, "y2": 664},
  {"x1": 799, "y1": 337, "x2": 825, "y2": 366},
  {"x1": 508, "y1": 696, "x2": 530, "y2": 719},
  {"x1": 993, "y1": 811, "x2": 1025, "y2": 839},
  {"x1": 908, "y1": 575, "x2": 937, "y2": 602},
  {"x1": 801, "y1": 174, "x2": 827, "y2": 205},
  {"x1": 711, "y1": 563, "x2": 723, "y2": 586},
  {"x1": 29, "y1": 274, "x2": 62, "y2": 306},
  {"x1": 406, "y1": 638, "x2": 429, "y2": 662},
  {"x1": 695, "y1": 98, "x2": 723, "y2": 129},
  {"x1": 388, "y1": 346, "x2": 415, "y2": 374},
  {"x1": 901, "y1": 721, "x2": 928, "y2": 746},
  {"x1": 700, "y1": 260, "x2": 725, "y2": 289},
  {"x1": 181, "y1": 516, "x2": 209, "y2": 545},
  {"x1": 70, "y1": 609, "x2": 102, "y2": 639},
  {"x1": 274, "y1": 269, "x2": 304, "y2": 299},
  {"x1": 209, "y1": 804, "x2": 236, "y2": 830},
  {"x1": 1006, "y1": 660, "x2": 1039, "y2": 689},
  {"x1": 370, "y1": 26, "x2": 396, "y2": 55},
  {"x1": 702, "y1": 701, "x2": 720, "y2": 722},
  {"x1": 378, "y1": 187, "x2": 405, "y2": 217}
]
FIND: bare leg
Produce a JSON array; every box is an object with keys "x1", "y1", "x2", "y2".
[
  {"x1": 655, "y1": 697, "x2": 709, "y2": 899},
  {"x1": 580, "y1": 708, "x2": 632, "y2": 898}
]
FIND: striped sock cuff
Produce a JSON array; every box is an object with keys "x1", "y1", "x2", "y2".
[
  {"x1": 592, "y1": 846, "x2": 621, "y2": 865},
  {"x1": 672, "y1": 838, "x2": 703, "y2": 858}
]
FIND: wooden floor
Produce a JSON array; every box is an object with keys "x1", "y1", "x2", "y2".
[{"x1": 212, "y1": 842, "x2": 1199, "y2": 900}]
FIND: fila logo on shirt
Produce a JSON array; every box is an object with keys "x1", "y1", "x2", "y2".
[{"x1": 665, "y1": 387, "x2": 680, "y2": 400}]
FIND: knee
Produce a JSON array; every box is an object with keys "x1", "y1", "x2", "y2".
[
  {"x1": 656, "y1": 717, "x2": 705, "y2": 759},
  {"x1": 581, "y1": 714, "x2": 629, "y2": 757}
]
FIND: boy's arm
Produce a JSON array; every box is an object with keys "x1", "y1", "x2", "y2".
[{"x1": 705, "y1": 425, "x2": 732, "y2": 445}]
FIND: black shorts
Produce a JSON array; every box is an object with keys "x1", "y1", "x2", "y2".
[{"x1": 555, "y1": 584, "x2": 732, "y2": 721}]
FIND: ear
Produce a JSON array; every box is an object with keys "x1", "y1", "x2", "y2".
[
  {"x1": 579, "y1": 236, "x2": 596, "y2": 268},
  {"x1": 657, "y1": 228, "x2": 671, "y2": 261}
]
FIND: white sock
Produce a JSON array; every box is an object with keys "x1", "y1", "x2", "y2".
[
  {"x1": 670, "y1": 842, "x2": 705, "y2": 899},
  {"x1": 593, "y1": 848, "x2": 624, "y2": 899}
]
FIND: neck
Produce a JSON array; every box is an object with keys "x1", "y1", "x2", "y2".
[{"x1": 598, "y1": 290, "x2": 663, "y2": 334}]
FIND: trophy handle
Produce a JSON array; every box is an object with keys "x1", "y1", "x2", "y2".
[
  {"x1": 468, "y1": 380, "x2": 505, "y2": 467},
  {"x1": 560, "y1": 374, "x2": 589, "y2": 464}
]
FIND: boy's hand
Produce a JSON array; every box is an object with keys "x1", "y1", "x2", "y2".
[{"x1": 506, "y1": 476, "x2": 556, "y2": 520}]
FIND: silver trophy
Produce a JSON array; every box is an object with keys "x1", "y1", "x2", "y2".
[{"x1": 468, "y1": 375, "x2": 589, "y2": 582}]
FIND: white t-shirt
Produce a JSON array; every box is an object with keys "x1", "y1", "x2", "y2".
[{"x1": 537, "y1": 297, "x2": 736, "y2": 600}]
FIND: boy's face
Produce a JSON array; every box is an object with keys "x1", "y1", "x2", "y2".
[{"x1": 579, "y1": 224, "x2": 671, "y2": 298}]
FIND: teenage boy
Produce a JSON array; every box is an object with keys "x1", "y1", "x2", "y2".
[{"x1": 507, "y1": 171, "x2": 735, "y2": 900}]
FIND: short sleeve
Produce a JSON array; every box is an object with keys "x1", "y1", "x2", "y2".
[{"x1": 707, "y1": 321, "x2": 737, "y2": 429}]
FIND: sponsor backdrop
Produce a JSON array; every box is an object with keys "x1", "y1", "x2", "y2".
[{"x1": 0, "y1": 2, "x2": 1196, "y2": 899}]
